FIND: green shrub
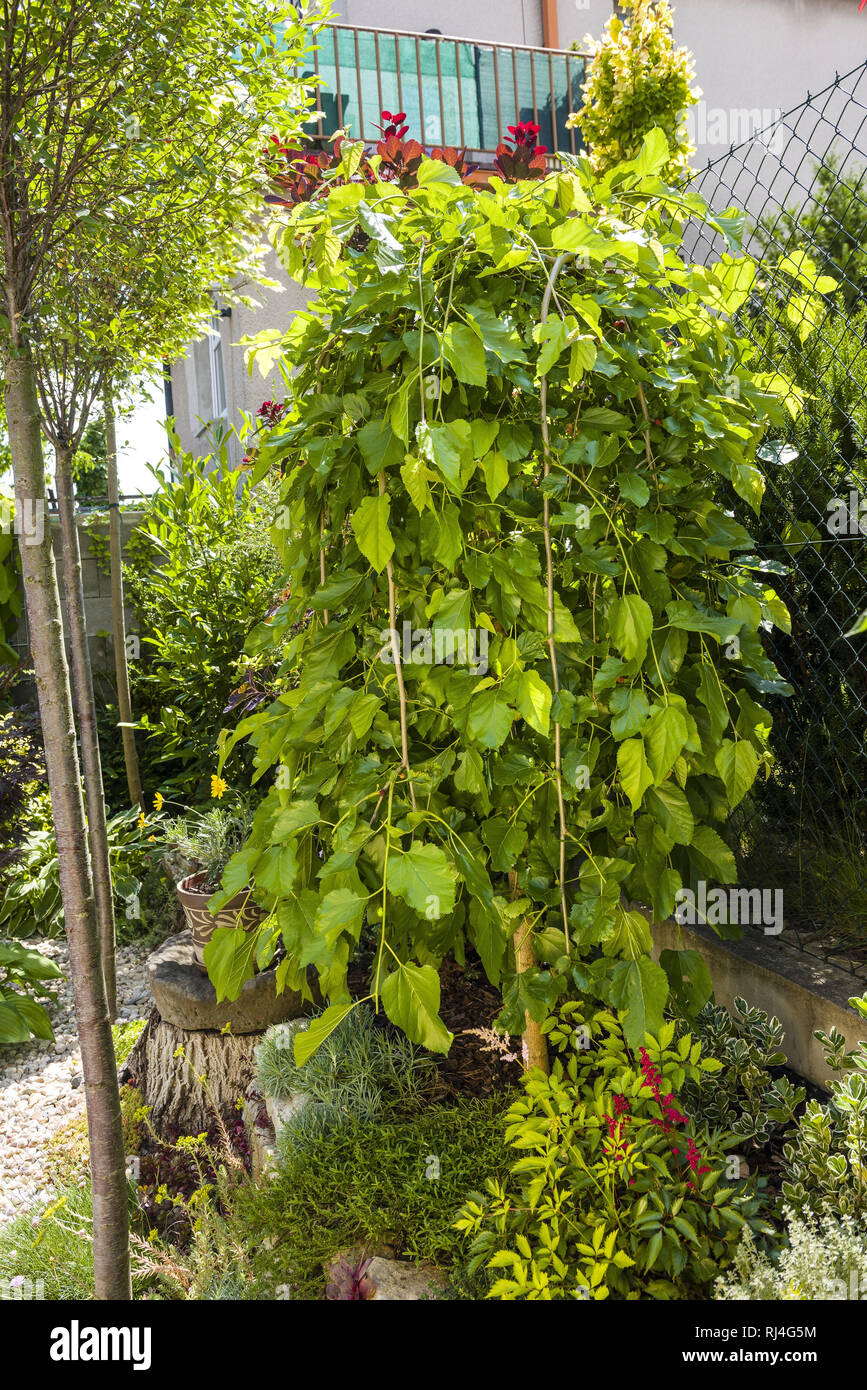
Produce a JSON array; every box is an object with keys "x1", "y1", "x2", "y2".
[
  {"x1": 457, "y1": 1002, "x2": 773, "y2": 1300},
  {"x1": 781, "y1": 1032, "x2": 867, "y2": 1218},
  {"x1": 0, "y1": 704, "x2": 45, "y2": 861},
  {"x1": 121, "y1": 448, "x2": 283, "y2": 799},
  {"x1": 233, "y1": 1097, "x2": 514, "y2": 1299},
  {"x1": 256, "y1": 1005, "x2": 437, "y2": 1142},
  {"x1": 0, "y1": 937, "x2": 62, "y2": 1042},
  {"x1": 677, "y1": 995, "x2": 805, "y2": 1149},
  {"x1": 571, "y1": 0, "x2": 699, "y2": 182},
  {"x1": 716, "y1": 1208, "x2": 867, "y2": 1300},
  {"x1": 0, "y1": 801, "x2": 156, "y2": 941}
]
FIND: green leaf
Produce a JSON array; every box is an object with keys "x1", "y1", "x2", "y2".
[
  {"x1": 389, "y1": 842, "x2": 457, "y2": 919},
  {"x1": 418, "y1": 420, "x2": 473, "y2": 494},
  {"x1": 715, "y1": 739, "x2": 759, "y2": 807},
  {"x1": 645, "y1": 705, "x2": 688, "y2": 784},
  {"x1": 731, "y1": 462, "x2": 765, "y2": 515},
  {"x1": 349, "y1": 692, "x2": 381, "y2": 739},
  {"x1": 203, "y1": 925, "x2": 261, "y2": 1003},
  {"x1": 644, "y1": 783, "x2": 694, "y2": 845},
  {"x1": 0, "y1": 1000, "x2": 31, "y2": 1044},
  {"x1": 533, "y1": 316, "x2": 571, "y2": 376},
  {"x1": 634, "y1": 128, "x2": 670, "y2": 179},
  {"x1": 401, "y1": 455, "x2": 434, "y2": 513},
  {"x1": 517, "y1": 669, "x2": 552, "y2": 737},
  {"x1": 660, "y1": 949, "x2": 713, "y2": 1016},
  {"x1": 617, "y1": 738, "x2": 653, "y2": 812},
  {"x1": 609, "y1": 956, "x2": 669, "y2": 1049},
  {"x1": 315, "y1": 889, "x2": 367, "y2": 947},
  {"x1": 481, "y1": 817, "x2": 528, "y2": 872},
  {"x1": 357, "y1": 202, "x2": 405, "y2": 274},
  {"x1": 468, "y1": 899, "x2": 508, "y2": 984},
  {"x1": 689, "y1": 825, "x2": 737, "y2": 882},
  {"x1": 481, "y1": 450, "x2": 510, "y2": 501},
  {"x1": 608, "y1": 594, "x2": 654, "y2": 663},
  {"x1": 255, "y1": 844, "x2": 299, "y2": 897},
  {"x1": 271, "y1": 801, "x2": 319, "y2": 838},
  {"x1": 294, "y1": 1003, "x2": 356, "y2": 1066},
  {"x1": 381, "y1": 961, "x2": 453, "y2": 1053},
  {"x1": 431, "y1": 503, "x2": 463, "y2": 570},
  {"x1": 443, "y1": 323, "x2": 487, "y2": 386},
  {"x1": 467, "y1": 689, "x2": 514, "y2": 749},
  {"x1": 455, "y1": 747, "x2": 485, "y2": 794},
  {"x1": 610, "y1": 687, "x2": 650, "y2": 740},
  {"x1": 351, "y1": 492, "x2": 394, "y2": 573}
]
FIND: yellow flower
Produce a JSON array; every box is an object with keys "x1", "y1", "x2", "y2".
[
  {"x1": 153, "y1": 792, "x2": 164, "y2": 811},
  {"x1": 211, "y1": 774, "x2": 227, "y2": 800},
  {"x1": 137, "y1": 813, "x2": 146, "y2": 831}
]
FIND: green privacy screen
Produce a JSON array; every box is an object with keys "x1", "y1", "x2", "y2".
[{"x1": 303, "y1": 26, "x2": 585, "y2": 156}]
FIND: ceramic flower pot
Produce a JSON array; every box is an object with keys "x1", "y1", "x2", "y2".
[{"x1": 176, "y1": 871, "x2": 266, "y2": 968}]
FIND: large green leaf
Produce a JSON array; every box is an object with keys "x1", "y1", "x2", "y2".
[
  {"x1": 315, "y1": 889, "x2": 367, "y2": 948},
  {"x1": 517, "y1": 669, "x2": 552, "y2": 737},
  {"x1": 617, "y1": 737, "x2": 653, "y2": 812},
  {"x1": 714, "y1": 739, "x2": 759, "y2": 807},
  {"x1": 609, "y1": 956, "x2": 669, "y2": 1049},
  {"x1": 388, "y1": 842, "x2": 457, "y2": 919},
  {"x1": 443, "y1": 323, "x2": 486, "y2": 386},
  {"x1": 381, "y1": 961, "x2": 453, "y2": 1053},
  {"x1": 689, "y1": 825, "x2": 737, "y2": 883},
  {"x1": 608, "y1": 594, "x2": 654, "y2": 663},
  {"x1": 467, "y1": 689, "x2": 514, "y2": 749},
  {"x1": 294, "y1": 1003, "x2": 356, "y2": 1066},
  {"x1": 203, "y1": 924, "x2": 262, "y2": 1003},
  {"x1": 351, "y1": 492, "x2": 394, "y2": 573},
  {"x1": 645, "y1": 705, "x2": 688, "y2": 784},
  {"x1": 644, "y1": 782, "x2": 694, "y2": 844}
]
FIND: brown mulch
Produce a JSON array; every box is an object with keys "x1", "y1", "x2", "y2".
[{"x1": 348, "y1": 952, "x2": 523, "y2": 1103}]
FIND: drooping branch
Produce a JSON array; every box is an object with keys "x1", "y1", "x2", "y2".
[
  {"x1": 540, "y1": 251, "x2": 572, "y2": 952},
  {"x1": 380, "y1": 470, "x2": 416, "y2": 812}
]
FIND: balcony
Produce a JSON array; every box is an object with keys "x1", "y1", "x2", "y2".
[{"x1": 296, "y1": 23, "x2": 587, "y2": 162}]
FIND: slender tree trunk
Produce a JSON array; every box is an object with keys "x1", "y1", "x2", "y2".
[
  {"x1": 54, "y1": 442, "x2": 118, "y2": 1019},
  {"x1": 508, "y1": 870, "x2": 549, "y2": 1073},
  {"x1": 4, "y1": 341, "x2": 131, "y2": 1300},
  {"x1": 104, "y1": 392, "x2": 141, "y2": 806}
]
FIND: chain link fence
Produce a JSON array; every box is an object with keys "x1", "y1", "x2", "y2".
[{"x1": 687, "y1": 61, "x2": 867, "y2": 978}]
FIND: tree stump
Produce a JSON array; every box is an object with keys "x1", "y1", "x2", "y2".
[
  {"x1": 122, "y1": 1007, "x2": 261, "y2": 1138},
  {"x1": 121, "y1": 929, "x2": 311, "y2": 1140}
]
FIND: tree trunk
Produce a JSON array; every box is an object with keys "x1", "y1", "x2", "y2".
[
  {"x1": 508, "y1": 870, "x2": 549, "y2": 1073},
  {"x1": 54, "y1": 443, "x2": 119, "y2": 1019},
  {"x1": 4, "y1": 342, "x2": 131, "y2": 1300},
  {"x1": 104, "y1": 392, "x2": 141, "y2": 807},
  {"x1": 123, "y1": 1006, "x2": 260, "y2": 1140}
]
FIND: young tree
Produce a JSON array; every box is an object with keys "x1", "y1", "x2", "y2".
[
  {"x1": 0, "y1": 0, "x2": 321, "y2": 1297},
  {"x1": 570, "y1": 0, "x2": 699, "y2": 182}
]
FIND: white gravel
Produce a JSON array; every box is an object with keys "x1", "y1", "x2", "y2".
[{"x1": 0, "y1": 937, "x2": 150, "y2": 1225}]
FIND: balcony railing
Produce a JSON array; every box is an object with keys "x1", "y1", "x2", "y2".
[{"x1": 296, "y1": 23, "x2": 587, "y2": 161}]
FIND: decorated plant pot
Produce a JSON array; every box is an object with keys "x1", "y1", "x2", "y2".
[{"x1": 176, "y1": 871, "x2": 266, "y2": 968}]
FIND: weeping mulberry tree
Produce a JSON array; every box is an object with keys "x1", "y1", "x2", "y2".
[{"x1": 210, "y1": 125, "x2": 800, "y2": 1063}]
